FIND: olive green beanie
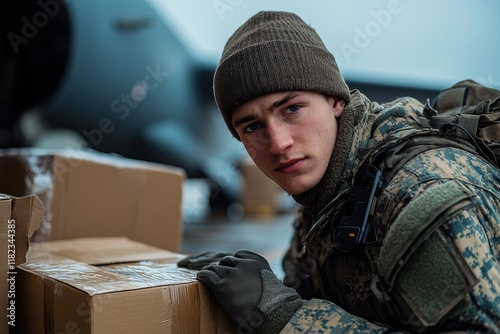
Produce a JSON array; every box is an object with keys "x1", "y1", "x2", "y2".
[{"x1": 213, "y1": 11, "x2": 351, "y2": 139}]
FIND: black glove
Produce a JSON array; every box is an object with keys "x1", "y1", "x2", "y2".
[
  {"x1": 177, "y1": 251, "x2": 232, "y2": 270},
  {"x1": 197, "y1": 250, "x2": 302, "y2": 333}
]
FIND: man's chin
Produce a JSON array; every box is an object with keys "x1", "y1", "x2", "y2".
[{"x1": 280, "y1": 182, "x2": 314, "y2": 196}]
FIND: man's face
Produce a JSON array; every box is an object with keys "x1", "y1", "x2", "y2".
[{"x1": 232, "y1": 91, "x2": 344, "y2": 195}]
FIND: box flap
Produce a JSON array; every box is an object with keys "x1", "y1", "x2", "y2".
[
  {"x1": 11, "y1": 195, "x2": 44, "y2": 265},
  {"x1": 28, "y1": 237, "x2": 184, "y2": 265}
]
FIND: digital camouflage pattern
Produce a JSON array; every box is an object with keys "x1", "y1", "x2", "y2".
[{"x1": 282, "y1": 90, "x2": 500, "y2": 333}]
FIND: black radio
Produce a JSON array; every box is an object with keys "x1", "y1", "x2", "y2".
[{"x1": 333, "y1": 164, "x2": 383, "y2": 251}]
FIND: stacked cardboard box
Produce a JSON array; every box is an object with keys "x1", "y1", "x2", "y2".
[
  {"x1": 0, "y1": 194, "x2": 43, "y2": 333},
  {"x1": 0, "y1": 149, "x2": 241, "y2": 333},
  {"x1": 0, "y1": 148, "x2": 185, "y2": 251},
  {"x1": 14, "y1": 237, "x2": 237, "y2": 334}
]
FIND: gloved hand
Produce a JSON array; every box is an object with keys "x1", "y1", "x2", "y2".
[
  {"x1": 197, "y1": 250, "x2": 302, "y2": 333},
  {"x1": 177, "y1": 251, "x2": 232, "y2": 270}
]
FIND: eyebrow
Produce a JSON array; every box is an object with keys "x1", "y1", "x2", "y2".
[
  {"x1": 233, "y1": 92, "x2": 302, "y2": 128},
  {"x1": 233, "y1": 114, "x2": 257, "y2": 128},
  {"x1": 268, "y1": 92, "x2": 301, "y2": 112}
]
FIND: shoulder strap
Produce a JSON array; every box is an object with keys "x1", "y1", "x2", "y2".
[{"x1": 363, "y1": 130, "x2": 479, "y2": 185}]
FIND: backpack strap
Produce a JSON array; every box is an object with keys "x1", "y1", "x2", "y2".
[{"x1": 364, "y1": 130, "x2": 479, "y2": 185}]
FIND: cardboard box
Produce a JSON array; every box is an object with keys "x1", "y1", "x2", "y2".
[
  {"x1": 0, "y1": 148, "x2": 185, "y2": 252},
  {"x1": 240, "y1": 159, "x2": 281, "y2": 218},
  {"x1": 0, "y1": 194, "x2": 43, "y2": 333},
  {"x1": 14, "y1": 237, "x2": 237, "y2": 334},
  {"x1": 15, "y1": 238, "x2": 237, "y2": 334}
]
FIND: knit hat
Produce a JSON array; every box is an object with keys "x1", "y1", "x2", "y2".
[{"x1": 214, "y1": 11, "x2": 351, "y2": 139}]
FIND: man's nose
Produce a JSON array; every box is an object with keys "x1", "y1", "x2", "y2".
[{"x1": 267, "y1": 122, "x2": 293, "y2": 155}]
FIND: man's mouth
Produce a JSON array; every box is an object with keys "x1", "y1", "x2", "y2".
[{"x1": 275, "y1": 158, "x2": 304, "y2": 173}]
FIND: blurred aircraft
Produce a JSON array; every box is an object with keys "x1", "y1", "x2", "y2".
[{"x1": 1, "y1": 0, "x2": 248, "y2": 212}]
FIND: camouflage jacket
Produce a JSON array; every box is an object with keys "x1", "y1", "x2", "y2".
[{"x1": 281, "y1": 90, "x2": 500, "y2": 333}]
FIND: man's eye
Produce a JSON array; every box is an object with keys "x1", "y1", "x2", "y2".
[
  {"x1": 286, "y1": 105, "x2": 300, "y2": 113},
  {"x1": 244, "y1": 122, "x2": 262, "y2": 133}
]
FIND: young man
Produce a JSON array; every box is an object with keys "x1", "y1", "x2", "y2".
[{"x1": 179, "y1": 11, "x2": 500, "y2": 333}]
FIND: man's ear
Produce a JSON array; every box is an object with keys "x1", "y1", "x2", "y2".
[{"x1": 329, "y1": 97, "x2": 345, "y2": 118}]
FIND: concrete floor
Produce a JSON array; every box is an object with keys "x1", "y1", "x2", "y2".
[{"x1": 181, "y1": 212, "x2": 296, "y2": 280}]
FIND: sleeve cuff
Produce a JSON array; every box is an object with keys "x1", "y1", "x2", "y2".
[{"x1": 256, "y1": 299, "x2": 304, "y2": 334}]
